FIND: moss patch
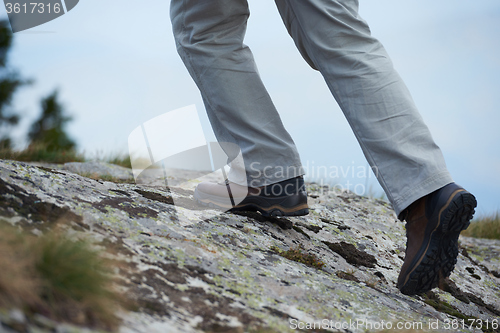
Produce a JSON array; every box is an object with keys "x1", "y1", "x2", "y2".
[
  {"x1": 270, "y1": 245, "x2": 325, "y2": 270},
  {"x1": 423, "y1": 291, "x2": 471, "y2": 320},
  {"x1": 323, "y1": 241, "x2": 377, "y2": 268},
  {"x1": 440, "y1": 278, "x2": 500, "y2": 317}
]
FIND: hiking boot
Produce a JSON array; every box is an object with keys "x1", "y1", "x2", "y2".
[
  {"x1": 194, "y1": 176, "x2": 309, "y2": 217},
  {"x1": 397, "y1": 183, "x2": 477, "y2": 295}
]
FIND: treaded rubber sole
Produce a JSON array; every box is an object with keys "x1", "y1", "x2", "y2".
[
  {"x1": 229, "y1": 204, "x2": 309, "y2": 217},
  {"x1": 194, "y1": 193, "x2": 309, "y2": 217},
  {"x1": 399, "y1": 191, "x2": 476, "y2": 295}
]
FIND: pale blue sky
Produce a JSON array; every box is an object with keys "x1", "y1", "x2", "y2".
[{"x1": 2, "y1": 0, "x2": 499, "y2": 216}]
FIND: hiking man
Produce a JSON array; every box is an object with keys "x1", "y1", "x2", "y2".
[{"x1": 170, "y1": 0, "x2": 477, "y2": 295}]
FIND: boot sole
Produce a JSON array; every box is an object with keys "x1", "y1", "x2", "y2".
[
  {"x1": 399, "y1": 189, "x2": 477, "y2": 295},
  {"x1": 230, "y1": 202, "x2": 310, "y2": 217},
  {"x1": 194, "y1": 190, "x2": 309, "y2": 217}
]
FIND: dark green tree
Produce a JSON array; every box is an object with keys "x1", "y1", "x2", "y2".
[
  {"x1": 28, "y1": 90, "x2": 76, "y2": 152},
  {"x1": 0, "y1": 20, "x2": 30, "y2": 149}
]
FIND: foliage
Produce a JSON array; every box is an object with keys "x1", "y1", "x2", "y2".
[
  {"x1": 0, "y1": 20, "x2": 31, "y2": 148},
  {"x1": 28, "y1": 90, "x2": 76, "y2": 152}
]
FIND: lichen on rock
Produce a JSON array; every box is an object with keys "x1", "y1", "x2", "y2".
[{"x1": 0, "y1": 160, "x2": 499, "y2": 333}]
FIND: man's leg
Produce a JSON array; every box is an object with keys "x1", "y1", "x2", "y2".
[
  {"x1": 170, "y1": 0, "x2": 309, "y2": 217},
  {"x1": 273, "y1": 0, "x2": 476, "y2": 294},
  {"x1": 170, "y1": 0, "x2": 303, "y2": 188},
  {"x1": 274, "y1": 0, "x2": 453, "y2": 216}
]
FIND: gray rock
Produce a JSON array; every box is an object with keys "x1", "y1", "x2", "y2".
[
  {"x1": 0, "y1": 159, "x2": 499, "y2": 333},
  {"x1": 62, "y1": 161, "x2": 134, "y2": 180},
  {"x1": 8, "y1": 309, "x2": 25, "y2": 324}
]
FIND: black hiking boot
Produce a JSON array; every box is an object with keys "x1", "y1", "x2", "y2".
[{"x1": 194, "y1": 176, "x2": 309, "y2": 217}]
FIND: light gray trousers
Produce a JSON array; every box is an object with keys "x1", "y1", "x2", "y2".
[{"x1": 170, "y1": 0, "x2": 454, "y2": 216}]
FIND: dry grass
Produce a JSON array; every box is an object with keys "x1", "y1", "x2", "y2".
[
  {"x1": 0, "y1": 143, "x2": 84, "y2": 164},
  {"x1": 462, "y1": 212, "x2": 500, "y2": 240},
  {"x1": 0, "y1": 227, "x2": 40, "y2": 308},
  {"x1": 0, "y1": 144, "x2": 133, "y2": 170},
  {"x1": 105, "y1": 154, "x2": 132, "y2": 169},
  {"x1": 0, "y1": 223, "x2": 122, "y2": 331},
  {"x1": 92, "y1": 151, "x2": 132, "y2": 169}
]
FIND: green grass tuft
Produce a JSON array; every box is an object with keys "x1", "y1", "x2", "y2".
[
  {"x1": 93, "y1": 152, "x2": 132, "y2": 169},
  {"x1": 462, "y1": 212, "x2": 500, "y2": 240},
  {"x1": 0, "y1": 223, "x2": 122, "y2": 331},
  {"x1": 107, "y1": 154, "x2": 132, "y2": 169}
]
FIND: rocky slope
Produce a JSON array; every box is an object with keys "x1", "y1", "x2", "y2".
[{"x1": 0, "y1": 159, "x2": 499, "y2": 333}]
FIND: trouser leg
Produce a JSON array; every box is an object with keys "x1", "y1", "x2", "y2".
[
  {"x1": 274, "y1": 0, "x2": 453, "y2": 216},
  {"x1": 170, "y1": 0, "x2": 303, "y2": 188}
]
